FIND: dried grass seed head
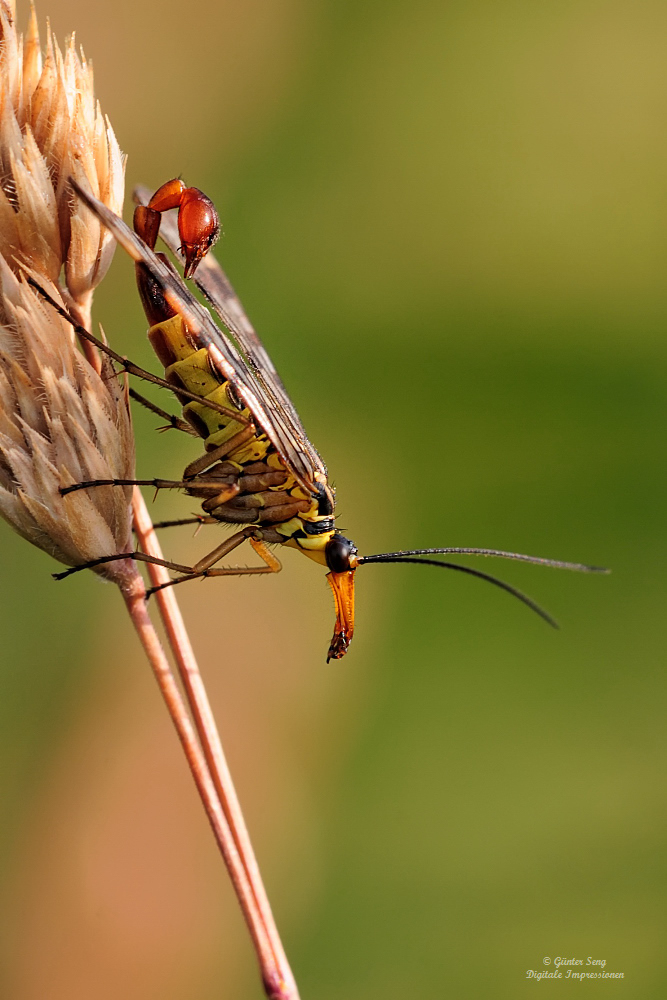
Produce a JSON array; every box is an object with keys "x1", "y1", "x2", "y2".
[
  {"x1": 0, "y1": 1, "x2": 135, "y2": 583},
  {"x1": 0, "y1": 259, "x2": 135, "y2": 581},
  {"x1": 0, "y1": 0, "x2": 125, "y2": 314}
]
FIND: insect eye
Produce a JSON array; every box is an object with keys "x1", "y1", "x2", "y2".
[{"x1": 325, "y1": 534, "x2": 357, "y2": 573}]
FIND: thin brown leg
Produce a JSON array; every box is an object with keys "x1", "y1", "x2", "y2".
[
  {"x1": 53, "y1": 550, "x2": 204, "y2": 581},
  {"x1": 190, "y1": 531, "x2": 267, "y2": 572},
  {"x1": 27, "y1": 276, "x2": 250, "y2": 425},
  {"x1": 182, "y1": 428, "x2": 254, "y2": 479},
  {"x1": 199, "y1": 484, "x2": 241, "y2": 509},
  {"x1": 129, "y1": 387, "x2": 197, "y2": 436},
  {"x1": 61, "y1": 476, "x2": 236, "y2": 497},
  {"x1": 147, "y1": 534, "x2": 282, "y2": 597},
  {"x1": 60, "y1": 426, "x2": 255, "y2": 499},
  {"x1": 54, "y1": 528, "x2": 281, "y2": 590},
  {"x1": 152, "y1": 515, "x2": 218, "y2": 530}
]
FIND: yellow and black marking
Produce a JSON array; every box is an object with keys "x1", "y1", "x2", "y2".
[
  {"x1": 44, "y1": 182, "x2": 607, "y2": 663},
  {"x1": 148, "y1": 314, "x2": 338, "y2": 568}
]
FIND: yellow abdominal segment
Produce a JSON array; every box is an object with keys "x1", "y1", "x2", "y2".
[
  {"x1": 148, "y1": 315, "x2": 331, "y2": 551},
  {"x1": 150, "y1": 315, "x2": 269, "y2": 464}
]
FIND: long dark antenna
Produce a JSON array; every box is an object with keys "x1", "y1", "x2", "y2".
[
  {"x1": 359, "y1": 547, "x2": 609, "y2": 573},
  {"x1": 357, "y1": 554, "x2": 560, "y2": 628}
]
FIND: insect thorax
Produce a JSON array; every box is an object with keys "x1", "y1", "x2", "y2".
[{"x1": 149, "y1": 314, "x2": 335, "y2": 564}]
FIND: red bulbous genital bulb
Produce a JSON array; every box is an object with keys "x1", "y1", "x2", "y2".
[{"x1": 178, "y1": 187, "x2": 220, "y2": 278}]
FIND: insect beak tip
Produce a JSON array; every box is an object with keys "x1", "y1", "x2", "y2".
[{"x1": 180, "y1": 244, "x2": 203, "y2": 279}]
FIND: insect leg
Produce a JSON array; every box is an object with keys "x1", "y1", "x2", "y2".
[
  {"x1": 27, "y1": 277, "x2": 249, "y2": 425},
  {"x1": 146, "y1": 532, "x2": 282, "y2": 597},
  {"x1": 146, "y1": 553, "x2": 283, "y2": 594},
  {"x1": 152, "y1": 516, "x2": 218, "y2": 530},
  {"x1": 53, "y1": 526, "x2": 280, "y2": 583},
  {"x1": 128, "y1": 387, "x2": 197, "y2": 435},
  {"x1": 182, "y1": 426, "x2": 255, "y2": 479},
  {"x1": 60, "y1": 477, "x2": 221, "y2": 496},
  {"x1": 53, "y1": 550, "x2": 205, "y2": 581}
]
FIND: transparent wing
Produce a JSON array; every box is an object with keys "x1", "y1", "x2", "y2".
[
  {"x1": 133, "y1": 184, "x2": 322, "y2": 471},
  {"x1": 71, "y1": 179, "x2": 325, "y2": 495}
]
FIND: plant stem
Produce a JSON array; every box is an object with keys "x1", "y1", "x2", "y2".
[
  {"x1": 131, "y1": 489, "x2": 300, "y2": 1000},
  {"x1": 120, "y1": 558, "x2": 293, "y2": 1000},
  {"x1": 67, "y1": 290, "x2": 100, "y2": 373},
  {"x1": 73, "y1": 301, "x2": 298, "y2": 998}
]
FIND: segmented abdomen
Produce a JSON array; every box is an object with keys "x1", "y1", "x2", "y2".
[{"x1": 147, "y1": 314, "x2": 315, "y2": 529}]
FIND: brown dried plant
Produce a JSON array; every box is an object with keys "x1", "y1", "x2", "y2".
[
  {"x1": 0, "y1": 3, "x2": 299, "y2": 998},
  {"x1": 0, "y1": 0, "x2": 133, "y2": 579},
  {"x1": 0, "y1": 0, "x2": 124, "y2": 322},
  {"x1": 0, "y1": 259, "x2": 135, "y2": 581}
]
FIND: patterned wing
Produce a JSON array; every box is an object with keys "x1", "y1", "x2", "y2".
[
  {"x1": 71, "y1": 180, "x2": 326, "y2": 496},
  {"x1": 133, "y1": 184, "x2": 325, "y2": 477}
]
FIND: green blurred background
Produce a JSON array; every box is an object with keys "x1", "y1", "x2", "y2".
[{"x1": 1, "y1": 0, "x2": 666, "y2": 997}]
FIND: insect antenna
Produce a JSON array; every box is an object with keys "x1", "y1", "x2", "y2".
[
  {"x1": 358, "y1": 547, "x2": 609, "y2": 573},
  {"x1": 356, "y1": 549, "x2": 609, "y2": 628}
]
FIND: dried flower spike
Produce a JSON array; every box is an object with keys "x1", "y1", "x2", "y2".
[
  {"x1": 0, "y1": 260, "x2": 135, "y2": 582},
  {"x1": 0, "y1": 0, "x2": 125, "y2": 326},
  {"x1": 0, "y1": 1, "x2": 133, "y2": 582}
]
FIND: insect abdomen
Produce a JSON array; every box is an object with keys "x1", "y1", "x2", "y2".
[
  {"x1": 148, "y1": 314, "x2": 270, "y2": 465},
  {"x1": 147, "y1": 314, "x2": 319, "y2": 530}
]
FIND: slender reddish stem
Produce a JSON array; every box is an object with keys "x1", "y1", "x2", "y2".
[
  {"x1": 120, "y1": 560, "x2": 296, "y2": 1000},
  {"x1": 67, "y1": 290, "x2": 101, "y2": 373},
  {"x1": 75, "y1": 313, "x2": 299, "y2": 998},
  {"x1": 131, "y1": 489, "x2": 300, "y2": 1000}
]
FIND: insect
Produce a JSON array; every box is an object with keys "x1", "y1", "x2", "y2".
[{"x1": 37, "y1": 179, "x2": 607, "y2": 661}]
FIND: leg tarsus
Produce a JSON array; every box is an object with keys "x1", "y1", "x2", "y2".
[
  {"x1": 53, "y1": 552, "x2": 135, "y2": 580},
  {"x1": 129, "y1": 387, "x2": 197, "y2": 436},
  {"x1": 53, "y1": 550, "x2": 202, "y2": 581},
  {"x1": 151, "y1": 515, "x2": 218, "y2": 530}
]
